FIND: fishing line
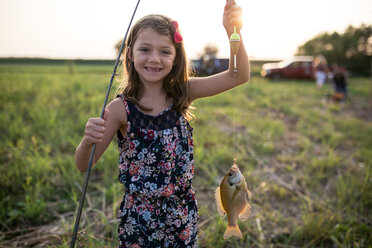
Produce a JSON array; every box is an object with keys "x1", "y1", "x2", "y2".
[
  {"x1": 233, "y1": 68, "x2": 237, "y2": 158},
  {"x1": 69, "y1": 1, "x2": 141, "y2": 247},
  {"x1": 230, "y1": 26, "x2": 240, "y2": 161}
]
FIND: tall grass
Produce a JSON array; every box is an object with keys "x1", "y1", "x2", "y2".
[{"x1": 0, "y1": 63, "x2": 371, "y2": 247}]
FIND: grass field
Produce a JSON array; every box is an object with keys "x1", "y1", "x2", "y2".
[{"x1": 0, "y1": 63, "x2": 371, "y2": 247}]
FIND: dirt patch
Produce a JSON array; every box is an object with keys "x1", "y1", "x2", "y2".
[{"x1": 330, "y1": 96, "x2": 372, "y2": 122}]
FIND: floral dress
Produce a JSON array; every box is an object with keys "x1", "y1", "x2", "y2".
[{"x1": 116, "y1": 96, "x2": 198, "y2": 248}]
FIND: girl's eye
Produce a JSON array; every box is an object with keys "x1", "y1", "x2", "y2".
[
  {"x1": 139, "y1": 48, "x2": 149, "y2": 53},
  {"x1": 161, "y1": 50, "x2": 172, "y2": 55}
]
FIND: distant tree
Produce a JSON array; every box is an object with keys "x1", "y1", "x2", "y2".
[
  {"x1": 199, "y1": 44, "x2": 219, "y2": 60},
  {"x1": 196, "y1": 44, "x2": 220, "y2": 76},
  {"x1": 296, "y1": 24, "x2": 372, "y2": 75}
]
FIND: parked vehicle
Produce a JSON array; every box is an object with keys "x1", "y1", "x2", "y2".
[
  {"x1": 192, "y1": 58, "x2": 229, "y2": 76},
  {"x1": 260, "y1": 56, "x2": 315, "y2": 80}
]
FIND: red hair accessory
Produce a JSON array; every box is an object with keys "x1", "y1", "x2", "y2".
[{"x1": 171, "y1": 21, "x2": 183, "y2": 43}]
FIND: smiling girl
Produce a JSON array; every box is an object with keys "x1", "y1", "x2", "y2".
[{"x1": 75, "y1": 0, "x2": 249, "y2": 247}]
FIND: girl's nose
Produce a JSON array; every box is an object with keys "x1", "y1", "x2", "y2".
[{"x1": 148, "y1": 52, "x2": 161, "y2": 63}]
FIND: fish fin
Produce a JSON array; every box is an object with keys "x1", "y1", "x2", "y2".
[
  {"x1": 239, "y1": 203, "x2": 251, "y2": 221},
  {"x1": 215, "y1": 186, "x2": 226, "y2": 217},
  {"x1": 232, "y1": 187, "x2": 241, "y2": 200},
  {"x1": 223, "y1": 225, "x2": 243, "y2": 239},
  {"x1": 239, "y1": 190, "x2": 252, "y2": 221},
  {"x1": 246, "y1": 189, "x2": 252, "y2": 202}
]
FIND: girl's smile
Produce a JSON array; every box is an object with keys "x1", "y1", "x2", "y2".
[{"x1": 131, "y1": 28, "x2": 176, "y2": 86}]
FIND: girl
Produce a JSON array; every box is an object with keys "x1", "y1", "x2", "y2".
[{"x1": 75, "y1": 0, "x2": 249, "y2": 247}]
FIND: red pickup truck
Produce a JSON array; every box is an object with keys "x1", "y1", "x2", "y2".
[{"x1": 260, "y1": 56, "x2": 316, "y2": 80}]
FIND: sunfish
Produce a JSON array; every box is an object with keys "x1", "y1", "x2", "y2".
[{"x1": 215, "y1": 160, "x2": 252, "y2": 239}]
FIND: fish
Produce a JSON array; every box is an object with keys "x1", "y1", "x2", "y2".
[{"x1": 215, "y1": 160, "x2": 252, "y2": 239}]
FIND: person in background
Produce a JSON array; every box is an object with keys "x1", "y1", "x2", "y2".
[
  {"x1": 313, "y1": 55, "x2": 328, "y2": 89},
  {"x1": 331, "y1": 65, "x2": 348, "y2": 102}
]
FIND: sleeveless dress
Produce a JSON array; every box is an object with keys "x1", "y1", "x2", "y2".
[{"x1": 116, "y1": 96, "x2": 198, "y2": 248}]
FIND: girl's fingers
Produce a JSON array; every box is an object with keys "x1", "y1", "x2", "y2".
[
  {"x1": 225, "y1": 0, "x2": 237, "y2": 10},
  {"x1": 84, "y1": 129, "x2": 104, "y2": 144},
  {"x1": 228, "y1": 12, "x2": 242, "y2": 26},
  {"x1": 84, "y1": 117, "x2": 107, "y2": 144},
  {"x1": 224, "y1": 5, "x2": 242, "y2": 21},
  {"x1": 85, "y1": 126, "x2": 104, "y2": 138},
  {"x1": 225, "y1": 5, "x2": 242, "y2": 20},
  {"x1": 87, "y1": 125, "x2": 105, "y2": 137},
  {"x1": 90, "y1": 123, "x2": 106, "y2": 133},
  {"x1": 87, "y1": 118, "x2": 106, "y2": 129},
  {"x1": 92, "y1": 118, "x2": 106, "y2": 126},
  {"x1": 90, "y1": 131, "x2": 104, "y2": 140},
  {"x1": 223, "y1": 4, "x2": 243, "y2": 35}
]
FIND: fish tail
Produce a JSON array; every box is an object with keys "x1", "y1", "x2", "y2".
[{"x1": 223, "y1": 225, "x2": 243, "y2": 239}]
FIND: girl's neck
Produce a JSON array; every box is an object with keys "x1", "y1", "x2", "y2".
[
  {"x1": 140, "y1": 82, "x2": 171, "y2": 114},
  {"x1": 141, "y1": 82, "x2": 165, "y2": 97},
  {"x1": 141, "y1": 82, "x2": 166, "y2": 100}
]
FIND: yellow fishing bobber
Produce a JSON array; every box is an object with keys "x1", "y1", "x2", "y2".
[
  {"x1": 230, "y1": 26, "x2": 240, "y2": 55},
  {"x1": 230, "y1": 26, "x2": 240, "y2": 71}
]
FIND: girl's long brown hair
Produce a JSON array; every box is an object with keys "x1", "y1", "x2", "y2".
[{"x1": 117, "y1": 14, "x2": 194, "y2": 120}]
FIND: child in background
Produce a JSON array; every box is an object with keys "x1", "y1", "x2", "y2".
[
  {"x1": 330, "y1": 65, "x2": 348, "y2": 103},
  {"x1": 75, "y1": 0, "x2": 249, "y2": 247},
  {"x1": 313, "y1": 55, "x2": 328, "y2": 89}
]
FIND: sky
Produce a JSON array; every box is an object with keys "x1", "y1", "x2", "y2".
[{"x1": 0, "y1": 0, "x2": 371, "y2": 60}]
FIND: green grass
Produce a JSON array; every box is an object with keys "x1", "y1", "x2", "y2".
[{"x1": 0, "y1": 63, "x2": 371, "y2": 247}]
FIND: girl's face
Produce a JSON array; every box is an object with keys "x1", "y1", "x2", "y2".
[{"x1": 131, "y1": 28, "x2": 176, "y2": 86}]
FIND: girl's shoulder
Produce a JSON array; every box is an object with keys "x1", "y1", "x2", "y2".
[{"x1": 106, "y1": 96, "x2": 128, "y2": 127}]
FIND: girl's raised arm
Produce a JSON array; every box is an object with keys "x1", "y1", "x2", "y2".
[{"x1": 189, "y1": 0, "x2": 250, "y2": 102}]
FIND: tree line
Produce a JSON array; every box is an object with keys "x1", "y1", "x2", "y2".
[{"x1": 296, "y1": 24, "x2": 372, "y2": 76}]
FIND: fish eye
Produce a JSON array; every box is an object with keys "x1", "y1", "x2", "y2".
[
  {"x1": 229, "y1": 183, "x2": 233, "y2": 187},
  {"x1": 229, "y1": 172, "x2": 233, "y2": 176}
]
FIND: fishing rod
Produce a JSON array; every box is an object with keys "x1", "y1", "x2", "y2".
[{"x1": 69, "y1": 0, "x2": 141, "y2": 247}]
